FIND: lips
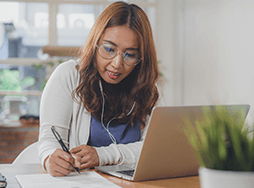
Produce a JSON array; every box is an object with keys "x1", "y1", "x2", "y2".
[{"x1": 107, "y1": 70, "x2": 121, "y2": 79}]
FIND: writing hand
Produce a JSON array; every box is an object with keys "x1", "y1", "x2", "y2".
[
  {"x1": 45, "y1": 148, "x2": 81, "y2": 177},
  {"x1": 70, "y1": 145, "x2": 99, "y2": 169}
]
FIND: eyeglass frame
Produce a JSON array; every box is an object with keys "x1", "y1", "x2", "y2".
[{"x1": 96, "y1": 43, "x2": 142, "y2": 66}]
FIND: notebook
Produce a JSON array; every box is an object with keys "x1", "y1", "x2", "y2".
[
  {"x1": 15, "y1": 171, "x2": 121, "y2": 188},
  {"x1": 95, "y1": 104, "x2": 250, "y2": 181}
]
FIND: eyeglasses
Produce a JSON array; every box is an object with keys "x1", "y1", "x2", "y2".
[{"x1": 97, "y1": 43, "x2": 141, "y2": 66}]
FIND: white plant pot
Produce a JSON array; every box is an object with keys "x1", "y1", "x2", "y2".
[{"x1": 199, "y1": 167, "x2": 254, "y2": 188}]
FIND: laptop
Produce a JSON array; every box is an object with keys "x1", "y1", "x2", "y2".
[{"x1": 96, "y1": 104, "x2": 250, "y2": 181}]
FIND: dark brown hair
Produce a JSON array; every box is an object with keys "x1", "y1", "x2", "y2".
[{"x1": 74, "y1": 1, "x2": 159, "y2": 127}]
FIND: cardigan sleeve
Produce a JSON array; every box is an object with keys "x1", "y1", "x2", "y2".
[{"x1": 38, "y1": 60, "x2": 78, "y2": 168}]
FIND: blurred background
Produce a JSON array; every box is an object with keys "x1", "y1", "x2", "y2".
[{"x1": 0, "y1": 0, "x2": 254, "y2": 163}]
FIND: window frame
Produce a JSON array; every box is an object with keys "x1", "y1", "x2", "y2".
[
  {"x1": 0, "y1": 0, "x2": 158, "y2": 96},
  {"x1": 0, "y1": 0, "x2": 157, "y2": 45}
]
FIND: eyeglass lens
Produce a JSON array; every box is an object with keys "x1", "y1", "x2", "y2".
[{"x1": 98, "y1": 43, "x2": 141, "y2": 65}]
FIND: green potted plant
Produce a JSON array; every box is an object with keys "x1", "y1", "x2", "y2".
[{"x1": 184, "y1": 105, "x2": 254, "y2": 188}]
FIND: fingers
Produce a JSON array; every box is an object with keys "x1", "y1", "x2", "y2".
[
  {"x1": 70, "y1": 145, "x2": 99, "y2": 169},
  {"x1": 72, "y1": 154, "x2": 81, "y2": 169},
  {"x1": 46, "y1": 145, "x2": 100, "y2": 176},
  {"x1": 46, "y1": 148, "x2": 76, "y2": 177},
  {"x1": 80, "y1": 153, "x2": 99, "y2": 169},
  {"x1": 46, "y1": 156, "x2": 71, "y2": 176},
  {"x1": 70, "y1": 144, "x2": 91, "y2": 156},
  {"x1": 70, "y1": 146, "x2": 82, "y2": 154}
]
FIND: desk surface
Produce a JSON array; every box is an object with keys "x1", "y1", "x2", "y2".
[{"x1": 0, "y1": 164, "x2": 200, "y2": 188}]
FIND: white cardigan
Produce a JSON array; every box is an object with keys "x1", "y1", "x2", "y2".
[{"x1": 38, "y1": 59, "x2": 163, "y2": 168}]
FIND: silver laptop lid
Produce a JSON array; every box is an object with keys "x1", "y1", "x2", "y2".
[
  {"x1": 96, "y1": 105, "x2": 250, "y2": 181},
  {"x1": 133, "y1": 104, "x2": 250, "y2": 181}
]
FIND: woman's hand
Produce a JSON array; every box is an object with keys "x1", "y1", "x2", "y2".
[
  {"x1": 70, "y1": 145, "x2": 99, "y2": 169},
  {"x1": 45, "y1": 148, "x2": 81, "y2": 177}
]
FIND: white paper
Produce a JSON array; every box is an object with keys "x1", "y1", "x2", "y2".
[{"x1": 15, "y1": 171, "x2": 121, "y2": 188}]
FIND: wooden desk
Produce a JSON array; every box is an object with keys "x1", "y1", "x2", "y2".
[{"x1": 0, "y1": 164, "x2": 200, "y2": 188}]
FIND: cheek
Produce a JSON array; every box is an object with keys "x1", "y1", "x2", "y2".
[
  {"x1": 95, "y1": 56, "x2": 105, "y2": 71},
  {"x1": 125, "y1": 66, "x2": 135, "y2": 75}
]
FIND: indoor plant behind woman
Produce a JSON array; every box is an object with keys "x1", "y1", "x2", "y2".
[{"x1": 184, "y1": 105, "x2": 254, "y2": 188}]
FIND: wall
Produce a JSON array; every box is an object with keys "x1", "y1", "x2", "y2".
[
  {"x1": 181, "y1": 0, "x2": 254, "y2": 124},
  {"x1": 157, "y1": 0, "x2": 254, "y2": 124},
  {"x1": 0, "y1": 125, "x2": 39, "y2": 163},
  {"x1": 157, "y1": 0, "x2": 181, "y2": 105}
]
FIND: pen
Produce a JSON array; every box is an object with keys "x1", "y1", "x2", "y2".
[{"x1": 51, "y1": 126, "x2": 80, "y2": 174}]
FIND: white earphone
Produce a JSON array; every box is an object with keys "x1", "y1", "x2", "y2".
[{"x1": 99, "y1": 80, "x2": 135, "y2": 144}]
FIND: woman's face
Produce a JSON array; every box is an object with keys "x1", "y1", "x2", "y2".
[{"x1": 96, "y1": 25, "x2": 139, "y2": 84}]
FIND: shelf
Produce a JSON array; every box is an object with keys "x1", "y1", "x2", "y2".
[{"x1": 0, "y1": 90, "x2": 42, "y2": 96}]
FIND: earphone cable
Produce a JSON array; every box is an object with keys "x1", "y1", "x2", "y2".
[
  {"x1": 99, "y1": 80, "x2": 135, "y2": 145},
  {"x1": 99, "y1": 80, "x2": 117, "y2": 144}
]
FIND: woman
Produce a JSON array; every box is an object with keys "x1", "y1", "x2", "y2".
[{"x1": 38, "y1": 1, "x2": 162, "y2": 177}]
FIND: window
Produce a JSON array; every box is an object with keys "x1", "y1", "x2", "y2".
[
  {"x1": 0, "y1": 0, "x2": 157, "y2": 125},
  {"x1": 0, "y1": 0, "x2": 157, "y2": 55},
  {"x1": 0, "y1": 2, "x2": 49, "y2": 59},
  {"x1": 57, "y1": 4, "x2": 99, "y2": 46}
]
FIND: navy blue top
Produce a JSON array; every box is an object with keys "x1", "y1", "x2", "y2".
[{"x1": 87, "y1": 116, "x2": 141, "y2": 147}]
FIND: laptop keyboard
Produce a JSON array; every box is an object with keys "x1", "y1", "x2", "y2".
[{"x1": 116, "y1": 170, "x2": 135, "y2": 177}]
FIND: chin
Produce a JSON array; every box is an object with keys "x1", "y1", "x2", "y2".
[
  {"x1": 105, "y1": 79, "x2": 121, "y2": 85},
  {"x1": 101, "y1": 74, "x2": 122, "y2": 84},
  {"x1": 100, "y1": 73, "x2": 126, "y2": 85}
]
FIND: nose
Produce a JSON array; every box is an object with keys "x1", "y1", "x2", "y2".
[{"x1": 111, "y1": 52, "x2": 124, "y2": 68}]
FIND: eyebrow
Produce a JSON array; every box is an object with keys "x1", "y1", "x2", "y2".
[{"x1": 103, "y1": 40, "x2": 139, "y2": 51}]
